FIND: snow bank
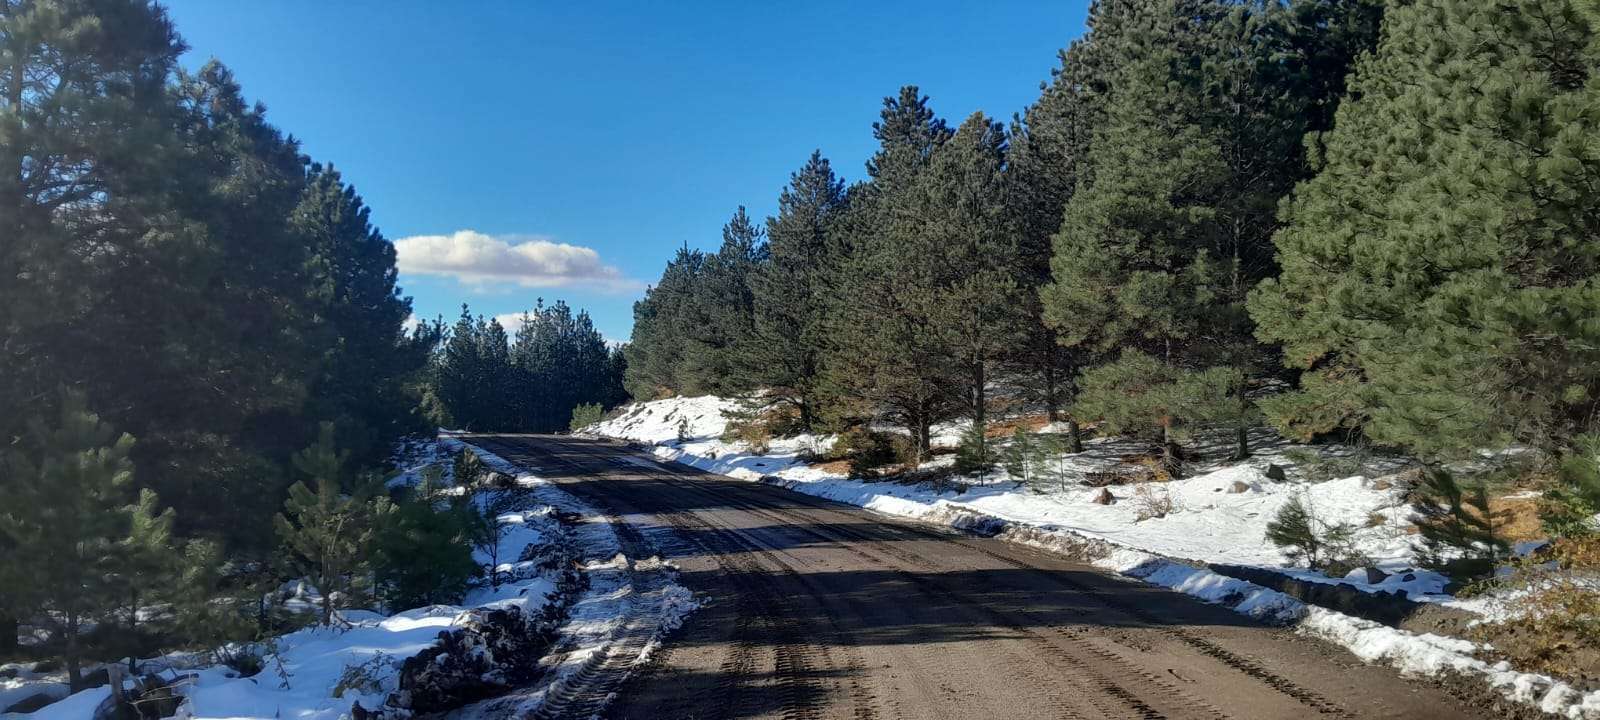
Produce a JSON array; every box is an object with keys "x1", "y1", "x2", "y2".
[
  {"x1": 159, "y1": 439, "x2": 570, "y2": 720},
  {"x1": 588, "y1": 396, "x2": 1600, "y2": 719},
  {"x1": 432, "y1": 438, "x2": 699, "y2": 720}
]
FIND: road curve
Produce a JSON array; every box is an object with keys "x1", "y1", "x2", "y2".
[{"x1": 468, "y1": 434, "x2": 1496, "y2": 720}]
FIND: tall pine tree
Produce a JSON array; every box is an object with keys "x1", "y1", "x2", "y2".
[
  {"x1": 824, "y1": 87, "x2": 961, "y2": 460},
  {"x1": 294, "y1": 163, "x2": 431, "y2": 466},
  {"x1": 1250, "y1": 0, "x2": 1600, "y2": 460},
  {"x1": 683, "y1": 207, "x2": 767, "y2": 395},
  {"x1": 745, "y1": 152, "x2": 849, "y2": 429}
]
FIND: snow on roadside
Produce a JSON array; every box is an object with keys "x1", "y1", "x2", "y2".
[
  {"x1": 587, "y1": 396, "x2": 1600, "y2": 719},
  {"x1": 155, "y1": 438, "x2": 568, "y2": 720},
  {"x1": 435, "y1": 437, "x2": 699, "y2": 720},
  {"x1": 6, "y1": 434, "x2": 680, "y2": 720},
  {"x1": 594, "y1": 396, "x2": 1449, "y2": 599}
]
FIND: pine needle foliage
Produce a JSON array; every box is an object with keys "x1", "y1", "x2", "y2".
[
  {"x1": 273, "y1": 424, "x2": 381, "y2": 625},
  {"x1": 1265, "y1": 494, "x2": 1355, "y2": 570}
]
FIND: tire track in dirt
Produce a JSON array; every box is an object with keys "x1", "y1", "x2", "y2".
[
  {"x1": 574, "y1": 447, "x2": 1207, "y2": 720},
  {"x1": 493, "y1": 436, "x2": 876, "y2": 720},
  {"x1": 478, "y1": 434, "x2": 1496, "y2": 720},
  {"x1": 655, "y1": 469, "x2": 1346, "y2": 718}
]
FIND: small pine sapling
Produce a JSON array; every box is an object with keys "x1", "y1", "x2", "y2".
[
  {"x1": 173, "y1": 539, "x2": 259, "y2": 672},
  {"x1": 568, "y1": 402, "x2": 605, "y2": 433},
  {"x1": 0, "y1": 390, "x2": 148, "y2": 690},
  {"x1": 1002, "y1": 427, "x2": 1039, "y2": 488},
  {"x1": 953, "y1": 423, "x2": 996, "y2": 483},
  {"x1": 274, "y1": 424, "x2": 381, "y2": 625},
  {"x1": 1411, "y1": 468, "x2": 1509, "y2": 581},
  {"x1": 1035, "y1": 432, "x2": 1073, "y2": 492},
  {"x1": 1266, "y1": 495, "x2": 1356, "y2": 570},
  {"x1": 372, "y1": 465, "x2": 480, "y2": 610},
  {"x1": 452, "y1": 448, "x2": 484, "y2": 487}
]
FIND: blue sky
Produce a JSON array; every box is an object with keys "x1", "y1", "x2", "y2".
[{"x1": 162, "y1": 1, "x2": 1091, "y2": 342}]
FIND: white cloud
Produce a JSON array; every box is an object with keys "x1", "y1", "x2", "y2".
[
  {"x1": 493, "y1": 311, "x2": 530, "y2": 331},
  {"x1": 393, "y1": 230, "x2": 640, "y2": 292}
]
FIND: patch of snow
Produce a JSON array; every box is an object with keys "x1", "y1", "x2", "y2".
[
  {"x1": 1300, "y1": 609, "x2": 1600, "y2": 719},
  {"x1": 11, "y1": 686, "x2": 110, "y2": 720},
  {"x1": 435, "y1": 438, "x2": 699, "y2": 720}
]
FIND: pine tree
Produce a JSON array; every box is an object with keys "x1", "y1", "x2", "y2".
[
  {"x1": 1035, "y1": 431, "x2": 1075, "y2": 492},
  {"x1": 682, "y1": 207, "x2": 767, "y2": 395},
  {"x1": 1250, "y1": 0, "x2": 1600, "y2": 460},
  {"x1": 1041, "y1": 34, "x2": 1234, "y2": 471},
  {"x1": 131, "y1": 60, "x2": 317, "y2": 548},
  {"x1": 114, "y1": 488, "x2": 177, "y2": 665},
  {"x1": 626, "y1": 246, "x2": 706, "y2": 399},
  {"x1": 478, "y1": 317, "x2": 514, "y2": 429},
  {"x1": 0, "y1": 0, "x2": 185, "y2": 448},
  {"x1": 1266, "y1": 494, "x2": 1354, "y2": 570},
  {"x1": 171, "y1": 539, "x2": 257, "y2": 669},
  {"x1": 372, "y1": 469, "x2": 479, "y2": 610},
  {"x1": 0, "y1": 391, "x2": 146, "y2": 690},
  {"x1": 1546, "y1": 435, "x2": 1600, "y2": 538},
  {"x1": 823, "y1": 87, "x2": 961, "y2": 461},
  {"x1": 746, "y1": 152, "x2": 849, "y2": 429},
  {"x1": 433, "y1": 306, "x2": 485, "y2": 429},
  {"x1": 921, "y1": 113, "x2": 1030, "y2": 437},
  {"x1": 1002, "y1": 427, "x2": 1040, "y2": 487},
  {"x1": 1038, "y1": 0, "x2": 1311, "y2": 468},
  {"x1": 953, "y1": 423, "x2": 996, "y2": 484},
  {"x1": 273, "y1": 424, "x2": 380, "y2": 625},
  {"x1": 1004, "y1": 14, "x2": 1111, "y2": 444},
  {"x1": 293, "y1": 163, "x2": 431, "y2": 466},
  {"x1": 508, "y1": 299, "x2": 617, "y2": 431}
]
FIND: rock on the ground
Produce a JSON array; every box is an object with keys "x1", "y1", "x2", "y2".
[
  {"x1": 1093, "y1": 488, "x2": 1116, "y2": 505},
  {"x1": 1227, "y1": 480, "x2": 1252, "y2": 494},
  {"x1": 1264, "y1": 464, "x2": 1289, "y2": 482}
]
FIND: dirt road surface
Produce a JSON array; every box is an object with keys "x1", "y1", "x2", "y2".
[{"x1": 467, "y1": 434, "x2": 1500, "y2": 720}]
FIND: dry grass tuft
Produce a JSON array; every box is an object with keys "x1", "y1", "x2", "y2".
[{"x1": 1472, "y1": 537, "x2": 1600, "y2": 683}]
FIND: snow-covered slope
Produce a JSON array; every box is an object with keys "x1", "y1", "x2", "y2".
[{"x1": 590, "y1": 396, "x2": 1443, "y2": 596}]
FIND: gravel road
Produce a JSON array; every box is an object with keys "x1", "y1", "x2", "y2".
[{"x1": 467, "y1": 434, "x2": 1498, "y2": 720}]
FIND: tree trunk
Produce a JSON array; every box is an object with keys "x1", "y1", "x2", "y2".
[
  {"x1": 972, "y1": 361, "x2": 986, "y2": 430},
  {"x1": 912, "y1": 404, "x2": 931, "y2": 467},
  {"x1": 65, "y1": 615, "x2": 83, "y2": 693},
  {"x1": 1044, "y1": 364, "x2": 1060, "y2": 422},
  {"x1": 1234, "y1": 386, "x2": 1251, "y2": 460},
  {"x1": 0, "y1": 614, "x2": 16, "y2": 655},
  {"x1": 1160, "y1": 419, "x2": 1182, "y2": 478},
  {"x1": 1067, "y1": 419, "x2": 1083, "y2": 454}
]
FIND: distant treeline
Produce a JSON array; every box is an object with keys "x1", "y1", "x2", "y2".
[
  {"x1": 420, "y1": 301, "x2": 628, "y2": 433},
  {"x1": 625, "y1": 0, "x2": 1600, "y2": 488}
]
